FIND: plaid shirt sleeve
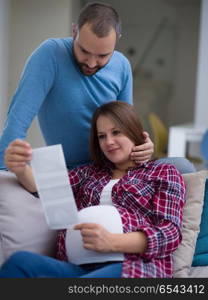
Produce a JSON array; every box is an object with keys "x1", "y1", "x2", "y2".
[
  {"x1": 140, "y1": 164, "x2": 186, "y2": 260},
  {"x1": 65, "y1": 164, "x2": 96, "y2": 201},
  {"x1": 118, "y1": 164, "x2": 186, "y2": 260},
  {"x1": 67, "y1": 165, "x2": 87, "y2": 195}
]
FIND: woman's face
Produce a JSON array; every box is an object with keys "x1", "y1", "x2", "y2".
[{"x1": 96, "y1": 115, "x2": 135, "y2": 170}]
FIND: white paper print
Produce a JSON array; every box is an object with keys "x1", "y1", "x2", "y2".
[{"x1": 31, "y1": 144, "x2": 78, "y2": 229}]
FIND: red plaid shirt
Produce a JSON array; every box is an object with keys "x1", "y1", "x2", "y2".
[{"x1": 56, "y1": 161, "x2": 185, "y2": 278}]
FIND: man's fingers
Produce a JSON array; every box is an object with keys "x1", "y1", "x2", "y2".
[
  {"x1": 132, "y1": 143, "x2": 154, "y2": 152},
  {"x1": 131, "y1": 149, "x2": 154, "y2": 159},
  {"x1": 142, "y1": 131, "x2": 150, "y2": 139}
]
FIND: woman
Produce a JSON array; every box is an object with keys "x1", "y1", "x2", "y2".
[{"x1": 0, "y1": 101, "x2": 185, "y2": 278}]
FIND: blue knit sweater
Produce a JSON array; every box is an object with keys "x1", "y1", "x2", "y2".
[{"x1": 0, "y1": 38, "x2": 132, "y2": 169}]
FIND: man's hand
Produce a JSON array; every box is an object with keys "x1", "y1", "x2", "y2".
[
  {"x1": 131, "y1": 131, "x2": 154, "y2": 164},
  {"x1": 74, "y1": 223, "x2": 114, "y2": 252}
]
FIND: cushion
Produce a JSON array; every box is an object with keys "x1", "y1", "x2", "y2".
[
  {"x1": 173, "y1": 170, "x2": 208, "y2": 277},
  {"x1": 0, "y1": 170, "x2": 58, "y2": 266},
  {"x1": 192, "y1": 179, "x2": 208, "y2": 266},
  {"x1": 189, "y1": 266, "x2": 208, "y2": 278}
]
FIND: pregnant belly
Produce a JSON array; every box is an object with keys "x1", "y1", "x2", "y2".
[{"x1": 65, "y1": 205, "x2": 124, "y2": 265}]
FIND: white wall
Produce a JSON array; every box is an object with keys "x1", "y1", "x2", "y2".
[
  {"x1": 8, "y1": 0, "x2": 75, "y2": 147},
  {"x1": 167, "y1": 2, "x2": 200, "y2": 126},
  {"x1": 0, "y1": 0, "x2": 10, "y2": 131},
  {"x1": 194, "y1": 0, "x2": 208, "y2": 127}
]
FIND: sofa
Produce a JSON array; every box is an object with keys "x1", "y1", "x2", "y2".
[{"x1": 1, "y1": 169, "x2": 208, "y2": 277}]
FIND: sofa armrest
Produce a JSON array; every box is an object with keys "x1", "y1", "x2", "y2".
[{"x1": 0, "y1": 170, "x2": 57, "y2": 266}]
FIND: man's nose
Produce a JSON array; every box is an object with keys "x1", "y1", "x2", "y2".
[{"x1": 86, "y1": 55, "x2": 98, "y2": 68}]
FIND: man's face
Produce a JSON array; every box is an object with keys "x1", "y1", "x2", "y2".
[{"x1": 73, "y1": 23, "x2": 117, "y2": 76}]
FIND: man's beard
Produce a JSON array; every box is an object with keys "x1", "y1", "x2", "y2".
[{"x1": 76, "y1": 61, "x2": 102, "y2": 76}]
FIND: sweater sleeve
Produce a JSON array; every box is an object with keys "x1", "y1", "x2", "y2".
[
  {"x1": 0, "y1": 39, "x2": 57, "y2": 169},
  {"x1": 117, "y1": 55, "x2": 133, "y2": 104}
]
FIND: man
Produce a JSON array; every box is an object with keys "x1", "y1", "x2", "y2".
[{"x1": 0, "y1": 2, "x2": 154, "y2": 170}]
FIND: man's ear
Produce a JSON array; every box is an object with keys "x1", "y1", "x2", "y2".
[{"x1": 72, "y1": 23, "x2": 78, "y2": 38}]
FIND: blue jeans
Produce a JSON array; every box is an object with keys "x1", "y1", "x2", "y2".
[{"x1": 0, "y1": 251, "x2": 122, "y2": 278}]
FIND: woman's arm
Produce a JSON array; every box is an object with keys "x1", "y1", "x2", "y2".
[
  {"x1": 111, "y1": 231, "x2": 147, "y2": 254},
  {"x1": 123, "y1": 164, "x2": 185, "y2": 259},
  {"x1": 4, "y1": 139, "x2": 37, "y2": 193},
  {"x1": 75, "y1": 165, "x2": 185, "y2": 257}
]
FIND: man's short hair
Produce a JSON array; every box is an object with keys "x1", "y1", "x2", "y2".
[{"x1": 77, "y1": 2, "x2": 121, "y2": 38}]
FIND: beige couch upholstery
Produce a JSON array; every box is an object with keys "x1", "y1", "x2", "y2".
[
  {"x1": 0, "y1": 170, "x2": 57, "y2": 265},
  {"x1": 0, "y1": 169, "x2": 208, "y2": 277}
]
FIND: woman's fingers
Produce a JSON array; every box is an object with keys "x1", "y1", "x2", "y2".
[{"x1": 4, "y1": 139, "x2": 32, "y2": 169}]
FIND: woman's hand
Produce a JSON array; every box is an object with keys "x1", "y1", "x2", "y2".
[
  {"x1": 4, "y1": 139, "x2": 37, "y2": 193},
  {"x1": 131, "y1": 131, "x2": 154, "y2": 164},
  {"x1": 74, "y1": 223, "x2": 114, "y2": 252},
  {"x1": 74, "y1": 223, "x2": 148, "y2": 254},
  {"x1": 4, "y1": 139, "x2": 32, "y2": 175}
]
